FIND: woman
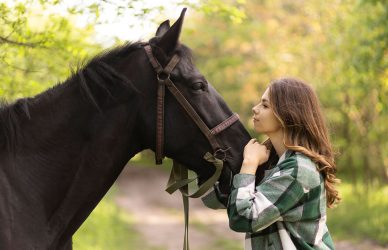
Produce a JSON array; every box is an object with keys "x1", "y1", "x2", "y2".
[{"x1": 228, "y1": 77, "x2": 340, "y2": 249}]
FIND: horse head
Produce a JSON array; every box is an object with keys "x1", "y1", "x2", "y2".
[
  {"x1": 0, "y1": 8, "x2": 252, "y2": 249},
  {"x1": 115, "y1": 9, "x2": 251, "y2": 196}
]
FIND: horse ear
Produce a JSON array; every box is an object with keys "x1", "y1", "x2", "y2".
[
  {"x1": 157, "y1": 8, "x2": 187, "y2": 55},
  {"x1": 156, "y1": 20, "x2": 170, "y2": 37}
]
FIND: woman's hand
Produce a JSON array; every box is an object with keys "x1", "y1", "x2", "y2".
[{"x1": 240, "y1": 139, "x2": 270, "y2": 175}]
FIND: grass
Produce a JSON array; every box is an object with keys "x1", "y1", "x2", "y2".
[
  {"x1": 327, "y1": 182, "x2": 388, "y2": 246},
  {"x1": 191, "y1": 219, "x2": 243, "y2": 250},
  {"x1": 73, "y1": 187, "x2": 164, "y2": 250},
  {"x1": 210, "y1": 239, "x2": 244, "y2": 250}
]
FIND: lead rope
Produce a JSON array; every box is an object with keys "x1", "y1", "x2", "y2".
[
  {"x1": 181, "y1": 167, "x2": 189, "y2": 250},
  {"x1": 165, "y1": 152, "x2": 224, "y2": 250}
]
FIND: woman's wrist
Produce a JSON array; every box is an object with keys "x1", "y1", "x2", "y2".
[{"x1": 240, "y1": 161, "x2": 258, "y2": 175}]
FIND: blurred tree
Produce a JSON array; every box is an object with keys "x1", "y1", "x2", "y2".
[
  {"x1": 0, "y1": 1, "x2": 102, "y2": 99},
  {"x1": 1, "y1": 0, "x2": 386, "y2": 185},
  {"x1": 0, "y1": 0, "x2": 245, "y2": 52},
  {"x1": 183, "y1": 0, "x2": 387, "y2": 185},
  {"x1": 320, "y1": 0, "x2": 388, "y2": 185},
  {"x1": 0, "y1": 0, "x2": 246, "y2": 99}
]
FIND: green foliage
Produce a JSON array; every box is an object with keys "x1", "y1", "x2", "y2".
[
  {"x1": 1, "y1": 0, "x2": 387, "y2": 246},
  {"x1": 182, "y1": 0, "x2": 388, "y2": 185},
  {"x1": 328, "y1": 183, "x2": 388, "y2": 245},
  {"x1": 319, "y1": 0, "x2": 388, "y2": 184},
  {"x1": 0, "y1": 0, "x2": 253, "y2": 100},
  {"x1": 211, "y1": 239, "x2": 243, "y2": 250},
  {"x1": 73, "y1": 188, "x2": 162, "y2": 250},
  {"x1": 128, "y1": 150, "x2": 173, "y2": 174},
  {"x1": 73, "y1": 189, "x2": 132, "y2": 250},
  {"x1": 0, "y1": 1, "x2": 102, "y2": 101},
  {"x1": 196, "y1": 0, "x2": 246, "y2": 23},
  {"x1": 191, "y1": 219, "x2": 244, "y2": 249}
]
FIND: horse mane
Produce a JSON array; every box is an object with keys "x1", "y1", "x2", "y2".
[
  {"x1": 0, "y1": 98, "x2": 30, "y2": 154},
  {"x1": 0, "y1": 41, "x2": 144, "y2": 154}
]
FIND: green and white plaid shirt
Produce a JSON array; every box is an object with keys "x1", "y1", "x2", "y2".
[{"x1": 202, "y1": 150, "x2": 335, "y2": 250}]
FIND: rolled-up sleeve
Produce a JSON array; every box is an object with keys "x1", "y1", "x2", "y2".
[
  {"x1": 227, "y1": 170, "x2": 305, "y2": 233},
  {"x1": 201, "y1": 183, "x2": 227, "y2": 210}
]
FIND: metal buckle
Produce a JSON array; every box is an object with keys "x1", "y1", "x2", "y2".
[
  {"x1": 157, "y1": 72, "x2": 170, "y2": 82},
  {"x1": 213, "y1": 148, "x2": 228, "y2": 162}
]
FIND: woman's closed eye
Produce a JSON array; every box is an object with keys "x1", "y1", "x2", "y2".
[{"x1": 258, "y1": 102, "x2": 269, "y2": 109}]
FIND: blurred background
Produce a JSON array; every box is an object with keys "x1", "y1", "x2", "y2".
[{"x1": 0, "y1": 0, "x2": 387, "y2": 249}]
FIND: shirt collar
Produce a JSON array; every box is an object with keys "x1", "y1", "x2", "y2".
[{"x1": 276, "y1": 149, "x2": 291, "y2": 165}]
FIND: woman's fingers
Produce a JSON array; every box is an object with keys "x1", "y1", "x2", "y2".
[
  {"x1": 242, "y1": 139, "x2": 271, "y2": 167},
  {"x1": 250, "y1": 138, "x2": 258, "y2": 143},
  {"x1": 246, "y1": 138, "x2": 257, "y2": 147}
]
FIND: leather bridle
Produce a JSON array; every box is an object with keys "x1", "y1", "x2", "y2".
[
  {"x1": 143, "y1": 44, "x2": 240, "y2": 165},
  {"x1": 143, "y1": 43, "x2": 240, "y2": 250}
]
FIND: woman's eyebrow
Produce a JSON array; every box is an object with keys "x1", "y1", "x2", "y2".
[{"x1": 261, "y1": 98, "x2": 269, "y2": 103}]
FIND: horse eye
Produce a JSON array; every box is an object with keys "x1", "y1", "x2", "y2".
[{"x1": 191, "y1": 82, "x2": 203, "y2": 90}]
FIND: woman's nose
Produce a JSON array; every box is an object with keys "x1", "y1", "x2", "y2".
[{"x1": 252, "y1": 105, "x2": 259, "y2": 115}]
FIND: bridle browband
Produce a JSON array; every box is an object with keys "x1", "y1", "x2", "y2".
[{"x1": 143, "y1": 44, "x2": 240, "y2": 165}]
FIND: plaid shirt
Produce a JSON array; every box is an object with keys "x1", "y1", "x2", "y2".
[{"x1": 202, "y1": 150, "x2": 335, "y2": 250}]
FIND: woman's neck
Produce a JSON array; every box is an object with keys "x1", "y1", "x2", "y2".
[{"x1": 267, "y1": 129, "x2": 287, "y2": 157}]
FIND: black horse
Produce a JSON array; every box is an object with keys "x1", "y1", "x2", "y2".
[{"x1": 0, "y1": 9, "x2": 251, "y2": 249}]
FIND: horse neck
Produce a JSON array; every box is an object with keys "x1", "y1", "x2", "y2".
[{"x1": 0, "y1": 64, "x2": 144, "y2": 246}]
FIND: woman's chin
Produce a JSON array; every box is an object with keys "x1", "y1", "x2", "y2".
[
  {"x1": 254, "y1": 127, "x2": 265, "y2": 134},
  {"x1": 254, "y1": 128, "x2": 270, "y2": 136}
]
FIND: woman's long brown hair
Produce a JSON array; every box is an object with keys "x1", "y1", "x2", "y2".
[{"x1": 267, "y1": 77, "x2": 341, "y2": 208}]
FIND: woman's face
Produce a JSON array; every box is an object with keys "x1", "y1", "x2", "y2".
[{"x1": 252, "y1": 88, "x2": 282, "y2": 135}]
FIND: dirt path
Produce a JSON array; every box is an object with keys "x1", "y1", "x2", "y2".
[{"x1": 115, "y1": 165, "x2": 387, "y2": 250}]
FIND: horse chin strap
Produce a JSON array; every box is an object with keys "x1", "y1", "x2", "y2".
[
  {"x1": 165, "y1": 152, "x2": 224, "y2": 198},
  {"x1": 143, "y1": 43, "x2": 239, "y2": 250}
]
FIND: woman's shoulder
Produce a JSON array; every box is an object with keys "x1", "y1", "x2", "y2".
[
  {"x1": 273, "y1": 151, "x2": 322, "y2": 188},
  {"x1": 292, "y1": 151, "x2": 323, "y2": 189},
  {"x1": 270, "y1": 151, "x2": 323, "y2": 189}
]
